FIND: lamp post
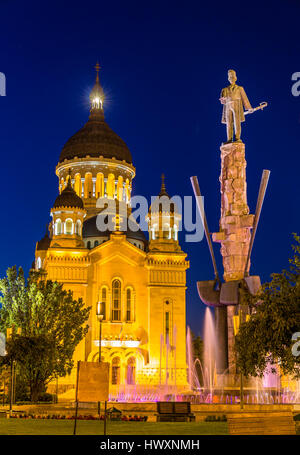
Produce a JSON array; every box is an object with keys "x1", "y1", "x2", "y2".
[
  {"x1": 96, "y1": 302, "x2": 104, "y2": 419},
  {"x1": 6, "y1": 327, "x2": 20, "y2": 417}
]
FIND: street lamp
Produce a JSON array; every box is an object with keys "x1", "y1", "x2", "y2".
[
  {"x1": 6, "y1": 326, "x2": 21, "y2": 417},
  {"x1": 96, "y1": 302, "x2": 105, "y2": 420}
]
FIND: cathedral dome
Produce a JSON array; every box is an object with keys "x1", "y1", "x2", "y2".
[
  {"x1": 53, "y1": 179, "x2": 84, "y2": 209},
  {"x1": 59, "y1": 116, "x2": 132, "y2": 164}
]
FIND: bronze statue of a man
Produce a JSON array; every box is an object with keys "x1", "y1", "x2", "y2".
[{"x1": 220, "y1": 70, "x2": 253, "y2": 143}]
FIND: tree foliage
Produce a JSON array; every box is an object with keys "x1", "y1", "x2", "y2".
[
  {"x1": 0, "y1": 266, "x2": 91, "y2": 401},
  {"x1": 235, "y1": 234, "x2": 300, "y2": 378}
]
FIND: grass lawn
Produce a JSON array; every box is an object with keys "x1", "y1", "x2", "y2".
[{"x1": 0, "y1": 419, "x2": 229, "y2": 435}]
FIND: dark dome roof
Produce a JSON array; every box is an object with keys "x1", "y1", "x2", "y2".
[
  {"x1": 83, "y1": 214, "x2": 147, "y2": 244},
  {"x1": 59, "y1": 113, "x2": 132, "y2": 164},
  {"x1": 36, "y1": 233, "x2": 51, "y2": 251},
  {"x1": 53, "y1": 181, "x2": 84, "y2": 209}
]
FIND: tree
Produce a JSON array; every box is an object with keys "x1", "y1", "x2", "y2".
[
  {"x1": 235, "y1": 234, "x2": 300, "y2": 379},
  {"x1": 0, "y1": 266, "x2": 91, "y2": 401},
  {"x1": 0, "y1": 364, "x2": 10, "y2": 404}
]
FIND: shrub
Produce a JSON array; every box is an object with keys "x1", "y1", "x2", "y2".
[{"x1": 37, "y1": 392, "x2": 53, "y2": 402}]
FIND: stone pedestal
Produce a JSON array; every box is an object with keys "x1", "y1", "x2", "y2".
[
  {"x1": 213, "y1": 141, "x2": 254, "y2": 282},
  {"x1": 213, "y1": 142, "x2": 254, "y2": 375}
]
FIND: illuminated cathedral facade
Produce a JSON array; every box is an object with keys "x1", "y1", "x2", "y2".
[{"x1": 34, "y1": 66, "x2": 189, "y2": 397}]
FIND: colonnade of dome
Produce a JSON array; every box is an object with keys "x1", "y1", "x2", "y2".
[{"x1": 58, "y1": 170, "x2": 132, "y2": 202}]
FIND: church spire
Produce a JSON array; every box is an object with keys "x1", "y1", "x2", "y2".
[
  {"x1": 159, "y1": 173, "x2": 169, "y2": 197},
  {"x1": 89, "y1": 62, "x2": 104, "y2": 116},
  {"x1": 95, "y1": 61, "x2": 100, "y2": 83}
]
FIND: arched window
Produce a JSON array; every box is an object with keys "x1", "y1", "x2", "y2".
[
  {"x1": 96, "y1": 173, "x2": 104, "y2": 198},
  {"x1": 173, "y1": 225, "x2": 178, "y2": 241},
  {"x1": 107, "y1": 173, "x2": 115, "y2": 199},
  {"x1": 111, "y1": 357, "x2": 120, "y2": 385},
  {"x1": 151, "y1": 224, "x2": 157, "y2": 240},
  {"x1": 55, "y1": 219, "x2": 62, "y2": 236},
  {"x1": 94, "y1": 240, "x2": 99, "y2": 247},
  {"x1": 60, "y1": 178, "x2": 64, "y2": 193},
  {"x1": 126, "y1": 357, "x2": 136, "y2": 385},
  {"x1": 36, "y1": 257, "x2": 42, "y2": 270},
  {"x1": 126, "y1": 288, "x2": 132, "y2": 322},
  {"x1": 101, "y1": 287, "x2": 107, "y2": 320},
  {"x1": 75, "y1": 220, "x2": 81, "y2": 236},
  {"x1": 74, "y1": 173, "x2": 81, "y2": 196},
  {"x1": 165, "y1": 311, "x2": 170, "y2": 342},
  {"x1": 164, "y1": 299, "x2": 172, "y2": 344},
  {"x1": 84, "y1": 172, "x2": 93, "y2": 199},
  {"x1": 65, "y1": 219, "x2": 73, "y2": 235},
  {"x1": 112, "y1": 279, "x2": 121, "y2": 321}
]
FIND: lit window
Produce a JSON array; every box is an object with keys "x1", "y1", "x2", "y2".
[
  {"x1": 101, "y1": 287, "x2": 107, "y2": 320},
  {"x1": 165, "y1": 311, "x2": 170, "y2": 342},
  {"x1": 65, "y1": 219, "x2": 73, "y2": 235},
  {"x1": 75, "y1": 220, "x2": 81, "y2": 236},
  {"x1": 126, "y1": 357, "x2": 136, "y2": 385},
  {"x1": 174, "y1": 225, "x2": 178, "y2": 241},
  {"x1": 111, "y1": 357, "x2": 120, "y2": 385},
  {"x1": 112, "y1": 280, "x2": 121, "y2": 321},
  {"x1": 56, "y1": 219, "x2": 62, "y2": 235},
  {"x1": 36, "y1": 257, "x2": 42, "y2": 270},
  {"x1": 126, "y1": 289, "x2": 132, "y2": 322}
]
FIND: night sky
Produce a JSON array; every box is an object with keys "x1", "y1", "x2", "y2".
[{"x1": 0, "y1": 0, "x2": 299, "y2": 336}]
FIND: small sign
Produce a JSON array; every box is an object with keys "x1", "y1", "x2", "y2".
[{"x1": 76, "y1": 361, "x2": 109, "y2": 403}]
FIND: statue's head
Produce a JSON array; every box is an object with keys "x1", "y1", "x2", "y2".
[{"x1": 228, "y1": 69, "x2": 237, "y2": 84}]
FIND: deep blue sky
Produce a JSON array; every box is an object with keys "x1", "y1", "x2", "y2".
[{"x1": 0, "y1": 0, "x2": 299, "y2": 336}]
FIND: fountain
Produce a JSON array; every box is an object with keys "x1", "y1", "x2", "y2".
[
  {"x1": 102, "y1": 317, "x2": 300, "y2": 404},
  {"x1": 203, "y1": 307, "x2": 217, "y2": 396},
  {"x1": 185, "y1": 312, "x2": 300, "y2": 405},
  {"x1": 186, "y1": 326, "x2": 201, "y2": 391}
]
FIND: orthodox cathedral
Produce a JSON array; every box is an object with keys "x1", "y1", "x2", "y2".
[{"x1": 34, "y1": 66, "x2": 189, "y2": 397}]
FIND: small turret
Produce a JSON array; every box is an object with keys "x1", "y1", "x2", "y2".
[
  {"x1": 147, "y1": 174, "x2": 181, "y2": 252},
  {"x1": 50, "y1": 172, "x2": 86, "y2": 248}
]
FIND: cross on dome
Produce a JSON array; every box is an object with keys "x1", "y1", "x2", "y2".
[{"x1": 90, "y1": 62, "x2": 104, "y2": 112}]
